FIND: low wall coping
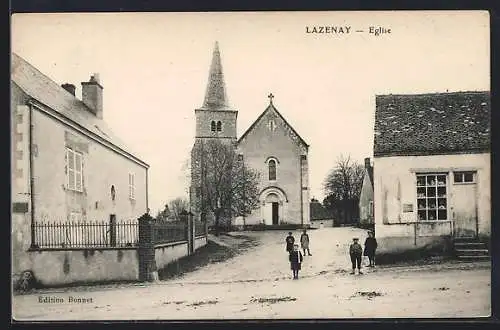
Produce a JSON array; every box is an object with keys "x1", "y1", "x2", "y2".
[
  {"x1": 28, "y1": 246, "x2": 139, "y2": 252},
  {"x1": 382, "y1": 220, "x2": 453, "y2": 225},
  {"x1": 154, "y1": 240, "x2": 188, "y2": 249}
]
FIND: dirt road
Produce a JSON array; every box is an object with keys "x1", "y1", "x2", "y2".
[{"x1": 12, "y1": 227, "x2": 491, "y2": 320}]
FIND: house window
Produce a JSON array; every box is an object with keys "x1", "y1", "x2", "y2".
[
  {"x1": 268, "y1": 159, "x2": 277, "y2": 181},
  {"x1": 216, "y1": 121, "x2": 222, "y2": 132},
  {"x1": 416, "y1": 173, "x2": 448, "y2": 221},
  {"x1": 128, "y1": 173, "x2": 135, "y2": 200},
  {"x1": 66, "y1": 148, "x2": 83, "y2": 192},
  {"x1": 369, "y1": 201, "x2": 374, "y2": 217},
  {"x1": 238, "y1": 154, "x2": 244, "y2": 161},
  {"x1": 211, "y1": 121, "x2": 216, "y2": 132},
  {"x1": 453, "y1": 171, "x2": 475, "y2": 184}
]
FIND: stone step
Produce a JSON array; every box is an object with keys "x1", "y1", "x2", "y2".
[
  {"x1": 453, "y1": 242, "x2": 487, "y2": 249},
  {"x1": 455, "y1": 249, "x2": 490, "y2": 256},
  {"x1": 457, "y1": 255, "x2": 491, "y2": 261},
  {"x1": 453, "y1": 237, "x2": 480, "y2": 242}
]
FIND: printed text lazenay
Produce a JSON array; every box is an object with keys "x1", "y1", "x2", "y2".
[{"x1": 305, "y1": 26, "x2": 392, "y2": 36}]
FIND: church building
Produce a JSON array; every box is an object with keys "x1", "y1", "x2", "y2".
[{"x1": 190, "y1": 42, "x2": 310, "y2": 228}]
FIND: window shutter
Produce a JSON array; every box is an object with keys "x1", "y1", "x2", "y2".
[{"x1": 68, "y1": 149, "x2": 75, "y2": 190}]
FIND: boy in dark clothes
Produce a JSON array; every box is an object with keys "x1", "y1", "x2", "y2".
[
  {"x1": 289, "y1": 244, "x2": 303, "y2": 279},
  {"x1": 364, "y1": 230, "x2": 378, "y2": 267},
  {"x1": 349, "y1": 238, "x2": 363, "y2": 275},
  {"x1": 285, "y1": 232, "x2": 295, "y2": 254}
]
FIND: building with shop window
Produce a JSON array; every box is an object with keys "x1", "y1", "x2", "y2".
[
  {"x1": 373, "y1": 91, "x2": 490, "y2": 255},
  {"x1": 190, "y1": 42, "x2": 310, "y2": 227}
]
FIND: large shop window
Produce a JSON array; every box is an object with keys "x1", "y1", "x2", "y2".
[{"x1": 417, "y1": 174, "x2": 448, "y2": 221}]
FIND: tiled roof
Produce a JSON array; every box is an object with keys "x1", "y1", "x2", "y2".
[
  {"x1": 374, "y1": 91, "x2": 490, "y2": 156},
  {"x1": 11, "y1": 53, "x2": 148, "y2": 167}
]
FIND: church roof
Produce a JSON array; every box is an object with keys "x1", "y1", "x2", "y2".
[
  {"x1": 11, "y1": 52, "x2": 148, "y2": 167},
  {"x1": 374, "y1": 91, "x2": 490, "y2": 156},
  {"x1": 238, "y1": 100, "x2": 309, "y2": 149},
  {"x1": 199, "y1": 41, "x2": 232, "y2": 110}
]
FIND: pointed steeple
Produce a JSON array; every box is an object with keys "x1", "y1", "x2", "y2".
[{"x1": 202, "y1": 41, "x2": 230, "y2": 109}]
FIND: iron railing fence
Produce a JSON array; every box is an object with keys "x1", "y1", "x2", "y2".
[
  {"x1": 32, "y1": 220, "x2": 139, "y2": 249},
  {"x1": 194, "y1": 221, "x2": 206, "y2": 237},
  {"x1": 152, "y1": 221, "x2": 187, "y2": 245}
]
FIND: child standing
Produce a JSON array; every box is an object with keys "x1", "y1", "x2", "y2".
[
  {"x1": 364, "y1": 230, "x2": 378, "y2": 267},
  {"x1": 300, "y1": 229, "x2": 312, "y2": 256},
  {"x1": 285, "y1": 232, "x2": 295, "y2": 254},
  {"x1": 289, "y1": 244, "x2": 303, "y2": 279},
  {"x1": 349, "y1": 238, "x2": 363, "y2": 275}
]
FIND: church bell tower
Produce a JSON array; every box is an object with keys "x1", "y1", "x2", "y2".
[{"x1": 190, "y1": 41, "x2": 238, "y2": 223}]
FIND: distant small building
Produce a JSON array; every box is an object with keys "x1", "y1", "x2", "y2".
[
  {"x1": 309, "y1": 198, "x2": 334, "y2": 227},
  {"x1": 358, "y1": 157, "x2": 374, "y2": 229},
  {"x1": 373, "y1": 91, "x2": 490, "y2": 255}
]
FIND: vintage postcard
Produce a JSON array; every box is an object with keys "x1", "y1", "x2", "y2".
[{"x1": 11, "y1": 11, "x2": 490, "y2": 320}]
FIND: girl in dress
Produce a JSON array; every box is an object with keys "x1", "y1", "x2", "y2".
[{"x1": 289, "y1": 244, "x2": 303, "y2": 279}]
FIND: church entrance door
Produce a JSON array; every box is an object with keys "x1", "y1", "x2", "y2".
[{"x1": 272, "y1": 202, "x2": 279, "y2": 225}]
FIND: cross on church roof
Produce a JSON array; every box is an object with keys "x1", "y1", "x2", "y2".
[{"x1": 268, "y1": 93, "x2": 274, "y2": 105}]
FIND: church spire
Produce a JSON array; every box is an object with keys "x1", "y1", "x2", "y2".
[{"x1": 202, "y1": 41, "x2": 230, "y2": 109}]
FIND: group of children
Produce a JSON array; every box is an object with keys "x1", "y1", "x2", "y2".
[
  {"x1": 349, "y1": 230, "x2": 378, "y2": 274},
  {"x1": 285, "y1": 230, "x2": 311, "y2": 280},
  {"x1": 285, "y1": 229, "x2": 378, "y2": 279}
]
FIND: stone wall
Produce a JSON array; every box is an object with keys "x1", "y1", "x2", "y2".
[
  {"x1": 194, "y1": 236, "x2": 208, "y2": 250},
  {"x1": 154, "y1": 242, "x2": 189, "y2": 270},
  {"x1": 25, "y1": 248, "x2": 139, "y2": 286}
]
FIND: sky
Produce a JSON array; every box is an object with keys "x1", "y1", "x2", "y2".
[{"x1": 11, "y1": 11, "x2": 490, "y2": 214}]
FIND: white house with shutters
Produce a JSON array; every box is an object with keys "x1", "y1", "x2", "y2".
[{"x1": 11, "y1": 53, "x2": 149, "y2": 279}]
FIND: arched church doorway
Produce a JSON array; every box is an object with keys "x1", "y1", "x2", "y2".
[
  {"x1": 260, "y1": 187, "x2": 288, "y2": 226},
  {"x1": 265, "y1": 193, "x2": 279, "y2": 225}
]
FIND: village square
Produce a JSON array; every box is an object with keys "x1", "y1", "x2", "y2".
[{"x1": 11, "y1": 12, "x2": 491, "y2": 320}]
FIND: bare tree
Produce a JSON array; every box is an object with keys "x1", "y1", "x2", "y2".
[
  {"x1": 168, "y1": 197, "x2": 189, "y2": 220},
  {"x1": 192, "y1": 140, "x2": 260, "y2": 235},
  {"x1": 323, "y1": 154, "x2": 365, "y2": 225},
  {"x1": 155, "y1": 203, "x2": 171, "y2": 222}
]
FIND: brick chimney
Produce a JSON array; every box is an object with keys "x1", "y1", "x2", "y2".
[
  {"x1": 61, "y1": 83, "x2": 76, "y2": 96},
  {"x1": 81, "y1": 73, "x2": 103, "y2": 119},
  {"x1": 364, "y1": 157, "x2": 371, "y2": 169}
]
